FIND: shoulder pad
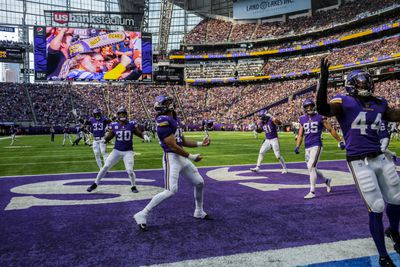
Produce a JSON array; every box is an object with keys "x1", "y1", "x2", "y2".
[
  {"x1": 330, "y1": 94, "x2": 343, "y2": 104},
  {"x1": 156, "y1": 115, "x2": 170, "y2": 126}
]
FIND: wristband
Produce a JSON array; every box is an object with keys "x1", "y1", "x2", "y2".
[{"x1": 196, "y1": 141, "x2": 203, "y2": 147}]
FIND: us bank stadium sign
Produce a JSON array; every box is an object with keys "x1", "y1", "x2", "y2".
[{"x1": 45, "y1": 10, "x2": 143, "y2": 29}]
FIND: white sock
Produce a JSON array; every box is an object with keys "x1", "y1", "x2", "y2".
[
  {"x1": 256, "y1": 153, "x2": 264, "y2": 167},
  {"x1": 316, "y1": 170, "x2": 328, "y2": 182},
  {"x1": 128, "y1": 171, "x2": 136, "y2": 186},
  {"x1": 144, "y1": 190, "x2": 174, "y2": 212},
  {"x1": 95, "y1": 155, "x2": 102, "y2": 170},
  {"x1": 95, "y1": 166, "x2": 109, "y2": 185},
  {"x1": 194, "y1": 183, "x2": 204, "y2": 211},
  {"x1": 309, "y1": 167, "x2": 317, "y2": 192},
  {"x1": 278, "y1": 156, "x2": 287, "y2": 170}
]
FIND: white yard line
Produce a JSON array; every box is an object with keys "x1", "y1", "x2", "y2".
[
  {"x1": 150, "y1": 238, "x2": 397, "y2": 267},
  {"x1": 0, "y1": 159, "x2": 345, "y2": 178}
]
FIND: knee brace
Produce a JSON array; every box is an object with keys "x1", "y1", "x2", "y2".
[
  {"x1": 371, "y1": 199, "x2": 385, "y2": 213},
  {"x1": 356, "y1": 169, "x2": 384, "y2": 212}
]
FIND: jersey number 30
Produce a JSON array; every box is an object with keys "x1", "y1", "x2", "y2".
[
  {"x1": 351, "y1": 112, "x2": 381, "y2": 135},
  {"x1": 116, "y1": 130, "x2": 131, "y2": 141}
]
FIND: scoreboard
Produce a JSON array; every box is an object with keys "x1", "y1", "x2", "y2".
[{"x1": 0, "y1": 47, "x2": 24, "y2": 63}]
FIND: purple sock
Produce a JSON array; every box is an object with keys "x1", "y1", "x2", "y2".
[
  {"x1": 369, "y1": 212, "x2": 388, "y2": 257},
  {"x1": 386, "y1": 203, "x2": 400, "y2": 233}
]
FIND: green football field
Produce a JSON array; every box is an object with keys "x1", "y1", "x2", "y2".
[{"x1": 1, "y1": 131, "x2": 399, "y2": 177}]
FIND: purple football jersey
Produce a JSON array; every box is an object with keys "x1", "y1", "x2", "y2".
[
  {"x1": 89, "y1": 116, "x2": 108, "y2": 140},
  {"x1": 260, "y1": 119, "x2": 278, "y2": 139},
  {"x1": 379, "y1": 120, "x2": 390, "y2": 139},
  {"x1": 299, "y1": 113, "x2": 324, "y2": 148},
  {"x1": 110, "y1": 121, "x2": 137, "y2": 151},
  {"x1": 330, "y1": 94, "x2": 387, "y2": 157},
  {"x1": 156, "y1": 115, "x2": 184, "y2": 153}
]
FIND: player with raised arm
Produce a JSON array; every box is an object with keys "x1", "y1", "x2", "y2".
[
  {"x1": 316, "y1": 57, "x2": 400, "y2": 267},
  {"x1": 86, "y1": 107, "x2": 144, "y2": 193},
  {"x1": 250, "y1": 109, "x2": 288, "y2": 174},
  {"x1": 294, "y1": 98, "x2": 345, "y2": 199},
  {"x1": 134, "y1": 95, "x2": 211, "y2": 231}
]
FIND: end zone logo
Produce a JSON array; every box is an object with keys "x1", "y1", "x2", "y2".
[{"x1": 54, "y1": 12, "x2": 69, "y2": 24}]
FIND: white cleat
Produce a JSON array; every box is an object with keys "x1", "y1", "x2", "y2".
[
  {"x1": 281, "y1": 169, "x2": 288, "y2": 174},
  {"x1": 304, "y1": 192, "x2": 316, "y2": 199},
  {"x1": 194, "y1": 210, "x2": 212, "y2": 220},
  {"x1": 134, "y1": 210, "x2": 148, "y2": 231},
  {"x1": 325, "y1": 178, "x2": 332, "y2": 193},
  {"x1": 250, "y1": 167, "x2": 260, "y2": 172}
]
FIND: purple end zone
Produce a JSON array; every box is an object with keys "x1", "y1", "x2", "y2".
[{"x1": 0, "y1": 160, "x2": 394, "y2": 266}]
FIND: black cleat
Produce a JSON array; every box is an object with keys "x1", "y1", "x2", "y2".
[
  {"x1": 138, "y1": 224, "x2": 148, "y2": 231},
  {"x1": 86, "y1": 183, "x2": 97, "y2": 192},
  {"x1": 202, "y1": 214, "x2": 213, "y2": 220},
  {"x1": 131, "y1": 186, "x2": 139, "y2": 193},
  {"x1": 385, "y1": 228, "x2": 400, "y2": 254},
  {"x1": 379, "y1": 256, "x2": 395, "y2": 267}
]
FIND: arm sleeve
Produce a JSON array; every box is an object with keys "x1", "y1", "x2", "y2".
[
  {"x1": 156, "y1": 117, "x2": 174, "y2": 140},
  {"x1": 316, "y1": 80, "x2": 331, "y2": 116}
]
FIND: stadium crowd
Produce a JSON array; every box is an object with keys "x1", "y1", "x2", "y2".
[
  {"x1": 184, "y1": 35, "x2": 400, "y2": 79},
  {"x1": 184, "y1": 0, "x2": 397, "y2": 44},
  {"x1": 0, "y1": 40, "x2": 31, "y2": 49},
  {"x1": 1, "y1": 77, "x2": 400, "y2": 131}
]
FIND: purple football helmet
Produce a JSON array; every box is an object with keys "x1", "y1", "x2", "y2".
[
  {"x1": 345, "y1": 70, "x2": 374, "y2": 97},
  {"x1": 116, "y1": 107, "x2": 128, "y2": 121},
  {"x1": 92, "y1": 108, "x2": 101, "y2": 119},
  {"x1": 303, "y1": 98, "x2": 316, "y2": 115},
  {"x1": 154, "y1": 95, "x2": 175, "y2": 114},
  {"x1": 259, "y1": 109, "x2": 270, "y2": 122}
]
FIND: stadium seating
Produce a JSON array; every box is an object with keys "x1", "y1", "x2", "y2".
[{"x1": 184, "y1": 0, "x2": 398, "y2": 44}]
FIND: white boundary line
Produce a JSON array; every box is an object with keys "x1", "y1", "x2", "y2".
[
  {"x1": 0, "y1": 159, "x2": 346, "y2": 179},
  {"x1": 150, "y1": 237, "x2": 398, "y2": 267}
]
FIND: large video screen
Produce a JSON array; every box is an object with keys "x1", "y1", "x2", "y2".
[{"x1": 33, "y1": 27, "x2": 152, "y2": 82}]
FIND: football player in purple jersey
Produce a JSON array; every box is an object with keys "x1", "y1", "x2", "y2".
[
  {"x1": 86, "y1": 107, "x2": 144, "y2": 193},
  {"x1": 317, "y1": 57, "x2": 400, "y2": 267},
  {"x1": 134, "y1": 95, "x2": 211, "y2": 231},
  {"x1": 85, "y1": 109, "x2": 112, "y2": 170},
  {"x1": 250, "y1": 110, "x2": 288, "y2": 174},
  {"x1": 295, "y1": 98, "x2": 345, "y2": 199}
]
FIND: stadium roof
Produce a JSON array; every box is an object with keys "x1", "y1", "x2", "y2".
[{"x1": 174, "y1": 0, "x2": 339, "y2": 19}]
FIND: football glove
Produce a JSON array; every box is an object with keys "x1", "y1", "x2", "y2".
[{"x1": 338, "y1": 141, "x2": 345, "y2": 150}]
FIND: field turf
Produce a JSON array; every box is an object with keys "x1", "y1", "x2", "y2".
[{"x1": 1, "y1": 131, "x2": 399, "y2": 177}]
